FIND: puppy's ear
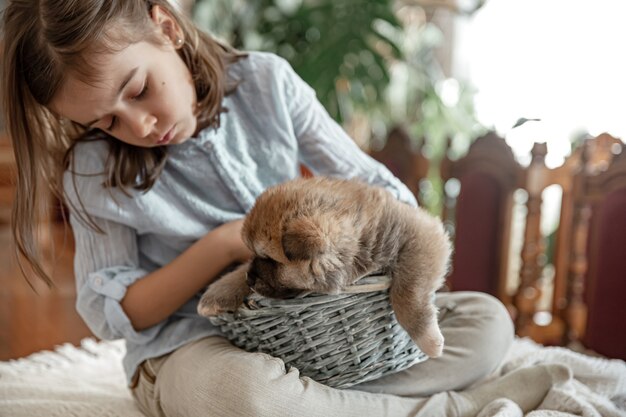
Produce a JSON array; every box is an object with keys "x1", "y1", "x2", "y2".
[{"x1": 282, "y1": 217, "x2": 329, "y2": 261}]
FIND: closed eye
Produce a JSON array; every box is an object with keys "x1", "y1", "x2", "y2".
[
  {"x1": 132, "y1": 80, "x2": 148, "y2": 100},
  {"x1": 104, "y1": 80, "x2": 148, "y2": 132},
  {"x1": 106, "y1": 79, "x2": 148, "y2": 132}
]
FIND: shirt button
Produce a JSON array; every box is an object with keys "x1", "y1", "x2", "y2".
[{"x1": 93, "y1": 276, "x2": 103, "y2": 286}]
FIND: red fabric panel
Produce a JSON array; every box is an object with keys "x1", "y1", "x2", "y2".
[
  {"x1": 448, "y1": 171, "x2": 503, "y2": 295},
  {"x1": 300, "y1": 165, "x2": 313, "y2": 178},
  {"x1": 583, "y1": 188, "x2": 626, "y2": 360}
]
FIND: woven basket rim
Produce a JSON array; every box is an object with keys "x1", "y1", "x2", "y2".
[
  {"x1": 240, "y1": 274, "x2": 391, "y2": 311},
  {"x1": 340, "y1": 274, "x2": 391, "y2": 293}
]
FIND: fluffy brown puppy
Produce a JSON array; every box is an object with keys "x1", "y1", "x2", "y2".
[{"x1": 198, "y1": 177, "x2": 452, "y2": 358}]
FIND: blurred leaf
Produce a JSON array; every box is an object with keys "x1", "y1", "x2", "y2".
[{"x1": 195, "y1": 0, "x2": 404, "y2": 122}]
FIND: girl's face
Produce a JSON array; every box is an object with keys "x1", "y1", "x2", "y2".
[{"x1": 50, "y1": 10, "x2": 197, "y2": 147}]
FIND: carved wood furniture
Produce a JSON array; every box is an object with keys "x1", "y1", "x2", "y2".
[
  {"x1": 564, "y1": 135, "x2": 626, "y2": 359},
  {"x1": 370, "y1": 126, "x2": 429, "y2": 204},
  {"x1": 513, "y1": 142, "x2": 582, "y2": 344},
  {"x1": 511, "y1": 133, "x2": 625, "y2": 355},
  {"x1": 438, "y1": 131, "x2": 625, "y2": 358},
  {"x1": 440, "y1": 132, "x2": 522, "y2": 313}
]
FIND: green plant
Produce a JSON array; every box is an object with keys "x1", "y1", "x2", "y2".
[
  {"x1": 193, "y1": 0, "x2": 485, "y2": 212},
  {"x1": 194, "y1": 0, "x2": 404, "y2": 124}
]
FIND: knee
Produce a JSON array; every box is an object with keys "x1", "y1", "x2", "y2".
[
  {"x1": 460, "y1": 292, "x2": 514, "y2": 369},
  {"x1": 439, "y1": 292, "x2": 514, "y2": 378},
  {"x1": 475, "y1": 292, "x2": 515, "y2": 341},
  {"x1": 209, "y1": 352, "x2": 305, "y2": 414},
  {"x1": 160, "y1": 348, "x2": 301, "y2": 416}
]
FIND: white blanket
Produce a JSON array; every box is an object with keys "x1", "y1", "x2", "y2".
[
  {"x1": 0, "y1": 338, "x2": 624, "y2": 417},
  {"x1": 0, "y1": 339, "x2": 144, "y2": 417},
  {"x1": 477, "y1": 339, "x2": 626, "y2": 417}
]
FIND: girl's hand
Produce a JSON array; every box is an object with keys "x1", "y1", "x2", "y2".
[
  {"x1": 122, "y1": 218, "x2": 254, "y2": 330},
  {"x1": 219, "y1": 219, "x2": 253, "y2": 264}
]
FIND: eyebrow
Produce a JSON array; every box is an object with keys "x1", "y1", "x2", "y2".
[{"x1": 84, "y1": 67, "x2": 139, "y2": 128}]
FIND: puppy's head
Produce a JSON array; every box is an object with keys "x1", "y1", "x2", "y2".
[{"x1": 242, "y1": 186, "x2": 358, "y2": 298}]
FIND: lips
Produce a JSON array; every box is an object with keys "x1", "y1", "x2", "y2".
[{"x1": 156, "y1": 126, "x2": 175, "y2": 145}]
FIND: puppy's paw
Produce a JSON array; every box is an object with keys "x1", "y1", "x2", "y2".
[
  {"x1": 413, "y1": 320, "x2": 444, "y2": 358},
  {"x1": 197, "y1": 286, "x2": 243, "y2": 317},
  {"x1": 391, "y1": 291, "x2": 445, "y2": 358},
  {"x1": 197, "y1": 263, "x2": 252, "y2": 317}
]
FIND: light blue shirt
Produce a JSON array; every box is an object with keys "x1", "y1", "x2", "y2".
[{"x1": 64, "y1": 52, "x2": 417, "y2": 385}]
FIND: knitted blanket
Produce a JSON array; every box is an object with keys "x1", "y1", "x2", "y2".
[
  {"x1": 475, "y1": 338, "x2": 626, "y2": 417},
  {"x1": 0, "y1": 338, "x2": 624, "y2": 417},
  {"x1": 0, "y1": 339, "x2": 144, "y2": 417}
]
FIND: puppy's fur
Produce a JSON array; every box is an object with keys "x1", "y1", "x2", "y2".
[{"x1": 198, "y1": 177, "x2": 452, "y2": 357}]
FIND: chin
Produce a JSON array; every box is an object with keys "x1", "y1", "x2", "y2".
[{"x1": 170, "y1": 131, "x2": 191, "y2": 145}]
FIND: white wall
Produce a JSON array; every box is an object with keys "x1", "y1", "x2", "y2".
[{"x1": 453, "y1": 0, "x2": 626, "y2": 167}]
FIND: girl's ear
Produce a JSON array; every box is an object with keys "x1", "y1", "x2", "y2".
[{"x1": 150, "y1": 5, "x2": 184, "y2": 49}]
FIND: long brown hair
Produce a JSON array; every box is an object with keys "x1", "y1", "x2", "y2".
[{"x1": 1, "y1": 0, "x2": 246, "y2": 286}]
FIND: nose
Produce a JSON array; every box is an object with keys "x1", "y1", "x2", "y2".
[{"x1": 126, "y1": 109, "x2": 157, "y2": 138}]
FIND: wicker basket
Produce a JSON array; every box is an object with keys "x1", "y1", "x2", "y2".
[{"x1": 208, "y1": 275, "x2": 427, "y2": 389}]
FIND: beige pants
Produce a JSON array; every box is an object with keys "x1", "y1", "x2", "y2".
[{"x1": 132, "y1": 292, "x2": 514, "y2": 417}]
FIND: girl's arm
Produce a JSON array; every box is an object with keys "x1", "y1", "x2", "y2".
[
  {"x1": 121, "y1": 219, "x2": 252, "y2": 331},
  {"x1": 65, "y1": 141, "x2": 251, "y2": 340}
]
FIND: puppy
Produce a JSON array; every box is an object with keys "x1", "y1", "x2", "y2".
[{"x1": 198, "y1": 177, "x2": 452, "y2": 358}]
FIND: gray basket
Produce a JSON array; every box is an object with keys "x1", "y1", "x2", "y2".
[{"x1": 208, "y1": 275, "x2": 427, "y2": 389}]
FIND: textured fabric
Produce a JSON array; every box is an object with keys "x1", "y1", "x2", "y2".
[
  {"x1": 3, "y1": 335, "x2": 626, "y2": 417},
  {"x1": 131, "y1": 292, "x2": 514, "y2": 417},
  {"x1": 584, "y1": 188, "x2": 626, "y2": 360},
  {"x1": 62, "y1": 52, "x2": 417, "y2": 385},
  {"x1": 448, "y1": 171, "x2": 503, "y2": 295},
  {"x1": 0, "y1": 339, "x2": 145, "y2": 417},
  {"x1": 353, "y1": 292, "x2": 514, "y2": 397}
]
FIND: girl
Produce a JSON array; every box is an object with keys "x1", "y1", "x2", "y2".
[{"x1": 3, "y1": 1, "x2": 560, "y2": 416}]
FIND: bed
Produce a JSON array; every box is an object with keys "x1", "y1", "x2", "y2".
[{"x1": 1, "y1": 336, "x2": 624, "y2": 417}]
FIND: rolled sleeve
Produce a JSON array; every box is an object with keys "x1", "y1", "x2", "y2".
[
  {"x1": 80, "y1": 266, "x2": 163, "y2": 344},
  {"x1": 276, "y1": 56, "x2": 417, "y2": 207},
  {"x1": 69, "y1": 210, "x2": 165, "y2": 344}
]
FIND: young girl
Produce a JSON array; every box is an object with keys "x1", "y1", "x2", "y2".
[{"x1": 3, "y1": 1, "x2": 562, "y2": 416}]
